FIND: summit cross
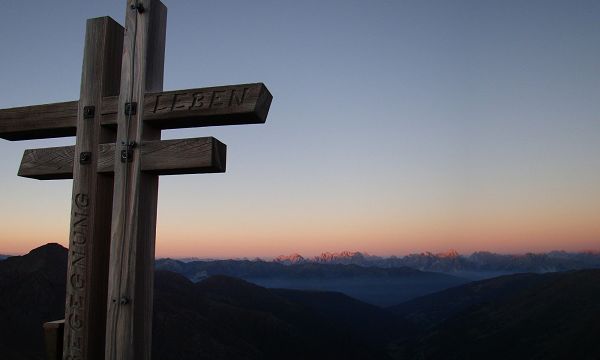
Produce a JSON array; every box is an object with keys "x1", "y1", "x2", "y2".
[{"x1": 0, "y1": 1, "x2": 272, "y2": 359}]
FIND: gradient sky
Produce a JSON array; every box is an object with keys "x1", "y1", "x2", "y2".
[{"x1": 0, "y1": 0, "x2": 599, "y2": 258}]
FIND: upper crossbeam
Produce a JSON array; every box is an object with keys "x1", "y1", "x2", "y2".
[{"x1": 0, "y1": 83, "x2": 272, "y2": 140}]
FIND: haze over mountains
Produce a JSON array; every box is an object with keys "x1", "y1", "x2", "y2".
[
  {"x1": 0, "y1": 244, "x2": 396, "y2": 359},
  {"x1": 1, "y1": 243, "x2": 600, "y2": 359},
  {"x1": 155, "y1": 258, "x2": 467, "y2": 306}
]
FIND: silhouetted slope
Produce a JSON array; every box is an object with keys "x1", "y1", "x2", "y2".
[
  {"x1": 6, "y1": 243, "x2": 599, "y2": 360},
  {"x1": 272, "y1": 288, "x2": 414, "y2": 346},
  {"x1": 0, "y1": 244, "x2": 397, "y2": 359},
  {"x1": 389, "y1": 272, "x2": 542, "y2": 327},
  {"x1": 153, "y1": 272, "x2": 393, "y2": 360},
  {"x1": 389, "y1": 270, "x2": 600, "y2": 360},
  {"x1": 0, "y1": 243, "x2": 68, "y2": 359}
]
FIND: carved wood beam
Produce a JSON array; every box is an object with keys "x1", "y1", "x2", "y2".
[
  {"x1": 0, "y1": 83, "x2": 271, "y2": 140},
  {"x1": 18, "y1": 137, "x2": 226, "y2": 180}
]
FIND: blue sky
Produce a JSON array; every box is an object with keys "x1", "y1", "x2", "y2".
[{"x1": 0, "y1": 0, "x2": 599, "y2": 257}]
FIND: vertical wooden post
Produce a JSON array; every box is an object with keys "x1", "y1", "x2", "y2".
[
  {"x1": 44, "y1": 320, "x2": 65, "y2": 360},
  {"x1": 105, "y1": 1, "x2": 167, "y2": 359},
  {"x1": 63, "y1": 17, "x2": 123, "y2": 360}
]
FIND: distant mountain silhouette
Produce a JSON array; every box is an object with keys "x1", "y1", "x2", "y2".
[
  {"x1": 0, "y1": 254, "x2": 9, "y2": 261},
  {"x1": 271, "y1": 250, "x2": 600, "y2": 275},
  {"x1": 0, "y1": 243, "x2": 400, "y2": 359},
  {"x1": 388, "y1": 270, "x2": 600, "y2": 359},
  {"x1": 151, "y1": 249, "x2": 600, "y2": 277},
  {"x1": 154, "y1": 272, "x2": 396, "y2": 360},
  {"x1": 3, "y1": 243, "x2": 600, "y2": 359},
  {"x1": 155, "y1": 259, "x2": 467, "y2": 306},
  {"x1": 0, "y1": 243, "x2": 67, "y2": 359}
]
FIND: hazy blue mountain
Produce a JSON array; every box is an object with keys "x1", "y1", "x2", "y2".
[
  {"x1": 2, "y1": 243, "x2": 600, "y2": 360},
  {"x1": 388, "y1": 270, "x2": 600, "y2": 360},
  {"x1": 155, "y1": 258, "x2": 468, "y2": 306},
  {"x1": 0, "y1": 254, "x2": 9, "y2": 261}
]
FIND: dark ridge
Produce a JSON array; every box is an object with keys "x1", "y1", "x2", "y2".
[
  {"x1": 0, "y1": 244, "x2": 396, "y2": 359},
  {"x1": 0, "y1": 243, "x2": 68, "y2": 359},
  {"x1": 389, "y1": 270, "x2": 600, "y2": 360}
]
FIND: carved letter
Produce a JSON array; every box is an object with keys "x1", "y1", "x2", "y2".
[
  {"x1": 172, "y1": 92, "x2": 193, "y2": 111},
  {"x1": 74, "y1": 194, "x2": 89, "y2": 209},
  {"x1": 69, "y1": 294, "x2": 84, "y2": 308},
  {"x1": 229, "y1": 87, "x2": 249, "y2": 106},
  {"x1": 69, "y1": 313, "x2": 84, "y2": 330},
  {"x1": 71, "y1": 250, "x2": 86, "y2": 268},
  {"x1": 191, "y1": 93, "x2": 206, "y2": 109},
  {"x1": 209, "y1": 90, "x2": 226, "y2": 108},
  {"x1": 72, "y1": 214, "x2": 88, "y2": 228},
  {"x1": 73, "y1": 233, "x2": 86, "y2": 245},
  {"x1": 70, "y1": 273, "x2": 85, "y2": 289},
  {"x1": 153, "y1": 94, "x2": 172, "y2": 113}
]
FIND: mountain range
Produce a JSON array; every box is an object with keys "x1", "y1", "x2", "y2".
[
  {"x1": 0, "y1": 244, "x2": 403, "y2": 359},
  {"x1": 155, "y1": 258, "x2": 467, "y2": 306},
  {"x1": 272, "y1": 249, "x2": 600, "y2": 274},
  {"x1": 1, "y1": 243, "x2": 600, "y2": 359}
]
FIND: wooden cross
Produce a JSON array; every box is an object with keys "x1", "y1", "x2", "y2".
[{"x1": 0, "y1": 1, "x2": 272, "y2": 359}]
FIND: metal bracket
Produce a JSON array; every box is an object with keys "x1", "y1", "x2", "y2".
[
  {"x1": 124, "y1": 102, "x2": 137, "y2": 116},
  {"x1": 120, "y1": 141, "x2": 136, "y2": 163},
  {"x1": 79, "y1": 152, "x2": 91, "y2": 165},
  {"x1": 83, "y1": 106, "x2": 95, "y2": 119},
  {"x1": 112, "y1": 296, "x2": 130, "y2": 305},
  {"x1": 130, "y1": 2, "x2": 145, "y2": 13}
]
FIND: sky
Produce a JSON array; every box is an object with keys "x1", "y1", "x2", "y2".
[{"x1": 0, "y1": 0, "x2": 599, "y2": 258}]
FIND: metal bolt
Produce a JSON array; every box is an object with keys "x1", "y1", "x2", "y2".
[
  {"x1": 79, "y1": 152, "x2": 91, "y2": 165},
  {"x1": 130, "y1": 2, "x2": 145, "y2": 13},
  {"x1": 83, "y1": 106, "x2": 95, "y2": 119}
]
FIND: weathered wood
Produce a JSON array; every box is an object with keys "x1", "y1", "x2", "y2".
[
  {"x1": 18, "y1": 137, "x2": 226, "y2": 179},
  {"x1": 0, "y1": 83, "x2": 271, "y2": 140},
  {"x1": 105, "y1": 1, "x2": 166, "y2": 359},
  {"x1": 43, "y1": 320, "x2": 65, "y2": 360},
  {"x1": 1, "y1": 2, "x2": 274, "y2": 359},
  {"x1": 141, "y1": 83, "x2": 272, "y2": 129},
  {"x1": 63, "y1": 16, "x2": 123, "y2": 360},
  {"x1": 0, "y1": 101, "x2": 78, "y2": 140}
]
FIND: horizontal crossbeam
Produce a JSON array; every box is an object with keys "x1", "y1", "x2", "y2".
[
  {"x1": 18, "y1": 137, "x2": 226, "y2": 179},
  {"x1": 0, "y1": 83, "x2": 271, "y2": 140}
]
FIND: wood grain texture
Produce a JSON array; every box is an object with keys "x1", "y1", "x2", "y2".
[
  {"x1": 62, "y1": 16, "x2": 123, "y2": 360},
  {"x1": 18, "y1": 137, "x2": 226, "y2": 179},
  {"x1": 0, "y1": 83, "x2": 271, "y2": 141},
  {"x1": 0, "y1": 101, "x2": 78, "y2": 140},
  {"x1": 105, "y1": 1, "x2": 166, "y2": 359},
  {"x1": 142, "y1": 83, "x2": 272, "y2": 129}
]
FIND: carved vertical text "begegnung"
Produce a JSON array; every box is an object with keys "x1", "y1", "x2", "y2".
[{"x1": 65, "y1": 193, "x2": 89, "y2": 359}]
